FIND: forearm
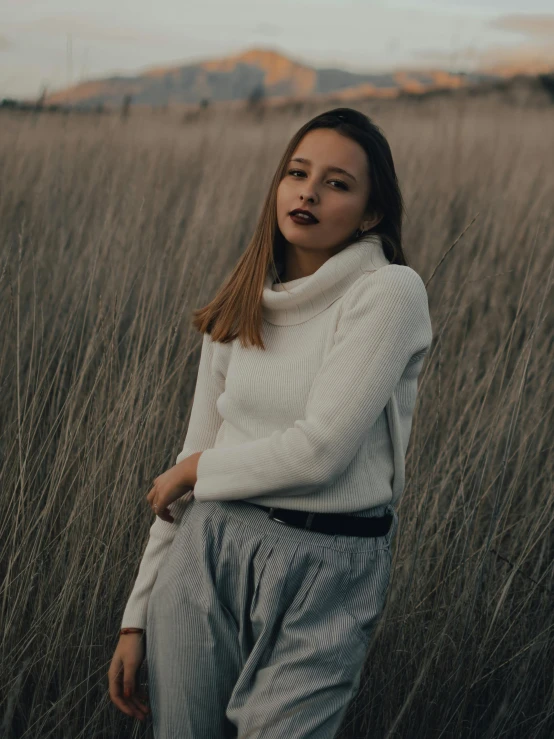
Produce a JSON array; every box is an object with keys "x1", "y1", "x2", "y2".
[
  {"x1": 120, "y1": 496, "x2": 192, "y2": 629},
  {"x1": 175, "y1": 451, "x2": 202, "y2": 488}
]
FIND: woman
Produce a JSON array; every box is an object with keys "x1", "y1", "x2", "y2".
[{"x1": 108, "y1": 107, "x2": 433, "y2": 737}]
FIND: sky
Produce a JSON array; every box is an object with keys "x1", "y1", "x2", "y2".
[{"x1": 1, "y1": 0, "x2": 553, "y2": 99}]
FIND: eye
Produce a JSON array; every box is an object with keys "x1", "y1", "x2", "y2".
[{"x1": 287, "y1": 169, "x2": 348, "y2": 190}]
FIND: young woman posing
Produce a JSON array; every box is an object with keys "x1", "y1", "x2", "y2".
[{"x1": 108, "y1": 106, "x2": 433, "y2": 738}]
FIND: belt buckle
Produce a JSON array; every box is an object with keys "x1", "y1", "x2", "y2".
[
  {"x1": 268, "y1": 507, "x2": 316, "y2": 530},
  {"x1": 268, "y1": 507, "x2": 287, "y2": 525}
]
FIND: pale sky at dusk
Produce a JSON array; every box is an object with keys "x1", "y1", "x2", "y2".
[{"x1": 1, "y1": 0, "x2": 553, "y2": 99}]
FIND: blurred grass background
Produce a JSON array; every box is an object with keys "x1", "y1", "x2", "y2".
[{"x1": 0, "y1": 95, "x2": 553, "y2": 738}]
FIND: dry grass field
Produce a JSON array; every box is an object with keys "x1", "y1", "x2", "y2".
[{"x1": 0, "y1": 94, "x2": 553, "y2": 738}]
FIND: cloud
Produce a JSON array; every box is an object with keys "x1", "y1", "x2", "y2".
[
  {"x1": 409, "y1": 13, "x2": 554, "y2": 72},
  {"x1": 410, "y1": 41, "x2": 554, "y2": 72},
  {"x1": 7, "y1": 14, "x2": 184, "y2": 45},
  {"x1": 489, "y1": 14, "x2": 554, "y2": 39},
  {"x1": 0, "y1": 34, "x2": 13, "y2": 51}
]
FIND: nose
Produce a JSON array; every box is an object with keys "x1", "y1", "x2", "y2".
[
  {"x1": 300, "y1": 191, "x2": 317, "y2": 204},
  {"x1": 299, "y1": 179, "x2": 319, "y2": 204}
]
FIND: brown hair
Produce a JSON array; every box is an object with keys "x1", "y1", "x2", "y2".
[{"x1": 191, "y1": 106, "x2": 407, "y2": 349}]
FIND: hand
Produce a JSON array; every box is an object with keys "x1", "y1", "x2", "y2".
[
  {"x1": 146, "y1": 460, "x2": 197, "y2": 522},
  {"x1": 108, "y1": 633, "x2": 149, "y2": 722}
]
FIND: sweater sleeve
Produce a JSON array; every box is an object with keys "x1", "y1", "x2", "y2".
[
  {"x1": 120, "y1": 331, "x2": 224, "y2": 629},
  {"x1": 193, "y1": 266, "x2": 432, "y2": 502}
]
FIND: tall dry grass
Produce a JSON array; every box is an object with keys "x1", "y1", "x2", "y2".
[{"x1": 0, "y1": 96, "x2": 553, "y2": 738}]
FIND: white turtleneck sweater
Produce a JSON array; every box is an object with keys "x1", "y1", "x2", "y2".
[{"x1": 120, "y1": 234, "x2": 433, "y2": 629}]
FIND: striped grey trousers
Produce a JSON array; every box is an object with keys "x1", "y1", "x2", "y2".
[{"x1": 146, "y1": 497, "x2": 398, "y2": 738}]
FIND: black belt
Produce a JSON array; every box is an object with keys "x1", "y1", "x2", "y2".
[{"x1": 246, "y1": 502, "x2": 393, "y2": 538}]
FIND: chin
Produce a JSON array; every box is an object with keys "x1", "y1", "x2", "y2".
[{"x1": 281, "y1": 224, "x2": 321, "y2": 244}]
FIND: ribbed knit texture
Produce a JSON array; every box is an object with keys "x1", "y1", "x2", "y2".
[
  {"x1": 120, "y1": 234, "x2": 433, "y2": 628},
  {"x1": 144, "y1": 498, "x2": 398, "y2": 736}
]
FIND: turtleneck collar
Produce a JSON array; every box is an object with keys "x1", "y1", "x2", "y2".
[{"x1": 262, "y1": 233, "x2": 391, "y2": 326}]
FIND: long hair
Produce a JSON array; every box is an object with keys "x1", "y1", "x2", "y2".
[{"x1": 191, "y1": 107, "x2": 407, "y2": 349}]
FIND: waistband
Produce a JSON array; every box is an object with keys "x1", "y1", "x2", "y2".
[{"x1": 198, "y1": 499, "x2": 398, "y2": 554}]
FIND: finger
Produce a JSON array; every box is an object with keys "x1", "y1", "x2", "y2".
[
  {"x1": 112, "y1": 694, "x2": 143, "y2": 719},
  {"x1": 151, "y1": 494, "x2": 173, "y2": 522},
  {"x1": 108, "y1": 660, "x2": 124, "y2": 702},
  {"x1": 133, "y1": 675, "x2": 150, "y2": 715},
  {"x1": 123, "y1": 663, "x2": 140, "y2": 702},
  {"x1": 156, "y1": 508, "x2": 174, "y2": 522},
  {"x1": 124, "y1": 674, "x2": 149, "y2": 720},
  {"x1": 130, "y1": 692, "x2": 149, "y2": 716},
  {"x1": 154, "y1": 496, "x2": 173, "y2": 521},
  {"x1": 109, "y1": 670, "x2": 142, "y2": 719}
]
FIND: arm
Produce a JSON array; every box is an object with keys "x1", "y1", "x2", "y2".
[
  {"x1": 120, "y1": 331, "x2": 223, "y2": 629},
  {"x1": 193, "y1": 266, "x2": 433, "y2": 503}
]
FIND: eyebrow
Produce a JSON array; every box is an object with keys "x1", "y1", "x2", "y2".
[{"x1": 290, "y1": 157, "x2": 357, "y2": 183}]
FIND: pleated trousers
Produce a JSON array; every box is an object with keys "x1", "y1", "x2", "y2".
[{"x1": 146, "y1": 497, "x2": 398, "y2": 738}]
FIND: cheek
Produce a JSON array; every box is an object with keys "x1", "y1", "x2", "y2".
[
  {"x1": 276, "y1": 183, "x2": 295, "y2": 224},
  {"x1": 325, "y1": 196, "x2": 363, "y2": 228},
  {"x1": 276, "y1": 180, "x2": 290, "y2": 209}
]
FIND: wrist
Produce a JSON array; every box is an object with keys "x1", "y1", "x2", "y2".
[{"x1": 176, "y1": 451, "x2": 202, "y2": 488}]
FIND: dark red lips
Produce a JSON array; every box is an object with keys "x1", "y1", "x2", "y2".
[{"x1": 289, "y1": 209, "x2": 319, "y2": 223}]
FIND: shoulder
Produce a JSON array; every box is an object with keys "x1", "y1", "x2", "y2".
[
  {"x1": 338, "y1": 265, "x2": 433, "y2": 348},
  {"x1": 345, "y1": 264, "x2": 429, "y2": 310}
]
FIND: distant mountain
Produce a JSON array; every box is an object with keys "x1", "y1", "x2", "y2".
[{"x1": 41, "y1": 47, "x2": 549, "y2": 109}]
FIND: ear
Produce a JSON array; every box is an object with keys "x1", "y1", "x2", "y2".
[{"x1": 361, "y1": 209, "x2": 384, "y2": 231}]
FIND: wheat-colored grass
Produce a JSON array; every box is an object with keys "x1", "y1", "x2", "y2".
[{"x1": 0, "y1": 96, "x2": 553, "y2": 738}]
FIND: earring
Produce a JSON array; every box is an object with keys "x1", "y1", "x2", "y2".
[{"x1": 355, "y1": 227, "x2": 369, "y2": 238}]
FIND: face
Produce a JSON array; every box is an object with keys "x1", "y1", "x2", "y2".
[{"x1": 276, "y1": 127, "x2": 379, "y2": 257}]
